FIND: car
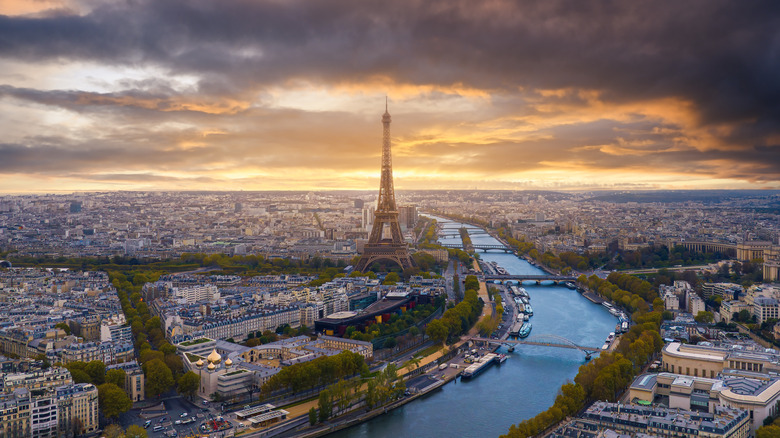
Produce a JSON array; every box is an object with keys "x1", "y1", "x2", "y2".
[
  {"x1": 144, "y1": 420, "x2": 152, "y2": 429},
  {"x1": 202, "y1": 400, "x2": 209, "y2": 405},
  {"x1": 174, "y1": 420, "x2": 182, "y2": 425},
  {"x1": 180, "y1": 412, "x2": 188, "y2": 418}
]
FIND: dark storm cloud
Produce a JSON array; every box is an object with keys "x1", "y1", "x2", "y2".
[
  {"x1": 1, "y1": 0, "x2": 779, "y2": 188},
  {"x1": 2, "y1": 1, "x2": 778, "y2": 124},
  {"x1": 0, "y1": 141, "x2": 187, "y2": 174}
]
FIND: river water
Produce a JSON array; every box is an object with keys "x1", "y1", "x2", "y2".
[{"x1": 331, "y1": 217, "x2": 617, "y2": 438}]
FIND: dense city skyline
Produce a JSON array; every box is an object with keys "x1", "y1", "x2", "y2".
[{"x1": 1, "y1": 0, "x2": 779, "y2": 193}]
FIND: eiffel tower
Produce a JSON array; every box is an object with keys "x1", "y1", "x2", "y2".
[{"x1": 354, "y1": 101, "x2": 415, "y2": 273}]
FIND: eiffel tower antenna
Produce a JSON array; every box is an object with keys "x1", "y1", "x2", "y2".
[{"x1": 354, "y1": 101, "x2": 415, "y2": 273}]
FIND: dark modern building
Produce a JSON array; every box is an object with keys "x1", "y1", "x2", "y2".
[{"x1": 315, "y1": 290, "x2": 435, "y2": 336}]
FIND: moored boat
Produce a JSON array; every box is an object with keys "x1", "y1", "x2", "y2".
[
  {"x1": 461, "y1": 353, "x2": 498, "y2": 379},
  {"x1": 518, "y1": 322, "x2": 532, "y2": 338}
]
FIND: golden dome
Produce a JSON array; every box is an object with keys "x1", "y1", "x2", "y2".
[
  {"x1": 207, "y1": 362, "x2": 216, "y2": 370},
  {"x1": 195, "y1": 358, "x2": 204, "y2": 367},
  {"x1": 225, "y1": 358, "x2": 233, "y2": 366},
  {"x1": 207, "y1": 349, "x2": 222, "y2": 364}
]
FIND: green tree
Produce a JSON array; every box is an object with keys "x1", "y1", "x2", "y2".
[
  {"x1": 177, "y1": 371, "x2": 200, "y2": 400},
  {"x1": 694, "y1": 311, "x2": 714, "y2": 324},
  {"x1": 125, "y1": 424, "x2": 148, "y2": 438},
  {"x1": 382, "y1": 272, "x2": 400, "y2": 285},
  {"x1": 309, "y1": 407, "x2": 318, "y2": 425},
  {"x1": 139, "y1": 349, "x2": 164, "y2": 365},
  {"x1": 365, "y1": 378, "x2": 378, "y2": 410},
  {"x1": 164, "y1": 354, "x2": 184, "y2": 378},
  {"x1": 318, "y1": 389, "x2": 332, "y2": 422},
  {"x1": 98, "y1": 383, "x2": 132, "y2": 420},
  {"x1": 102, "y1": 424, "x2": 124, "y2": 438},
  {"x1": 144, "y1": 359, "x2": 174, "y2": 398},
  {"x1": 159, "y1": 342, "x2": 177, "y2": 356},
  {"x1": 737, "y1": 309, "x2": 752, "y2": 323},
  {"x1": 426, "y1": 319, "x2": 448, "y2": 345},
  {"x1": 85, "y1": 360, "x2": 106, "y2": 385},
  {"x1": 383, "y1": 337, "x2": 397, "y2": 349},
  {"x1": 70, "y1": 368, "x2": 92, "y2": 384},
  {"x1": 245, "y1": 338, "x2": 262, "y2": 347},
  {"x1": 757, "y1": 418, "x2": 780, "y2": 438},
  {"x1": 55, "y1": 322, "x2": 71, "y2": 335},
  {"x1": 106, "y1": 369, "x2": 126, "y2": 388}
]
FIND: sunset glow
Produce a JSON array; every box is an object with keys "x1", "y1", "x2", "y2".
[{"x1": 1, "y1": 0, "x2": 778, "y2": 192}]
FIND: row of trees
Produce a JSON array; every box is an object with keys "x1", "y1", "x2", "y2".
[
  {"x1": 308, "y1": 363, "x2": 406, "y2": 425},
  {"x1": 261, "y1": 350, "x2": 368, "y2": 396},
  {"x1": 578, "y1": 273, "x2": 657, "y2": 315},
  {"x1": 417, "y1": 219, "x2": 438, "y2": 245},
  {"x1": 501, "y1": 383, "x2": 586, "y2": 438},
  {"x1": 477, "y1": 287, "x2": 503, "y2": 336},
  {"x1": 503, "y1": 272, "x2": 665, "y2": 437},
  {"x1": 179, "y1": 252, "x2": 350, "y2": 276},
  {"x1": 426, "y1": 277, "x2": 483, "y2": 344},
  {"x1": 458, "y1": 227, "x2": 473, "y2": 248},
  {"x1": 364, "y1": 363, "x2": 406, "y2": 409},
  {"x1": 497, "y1": 229, "x2": 591, "y2": 275},
  {"x1": 502, "y1": 321, "x2": 663, "y2": 438},
  {"x1": 496, "y1": 228, "x2": 737, "y2": 276},
  {"x1": 111, "y1": 271, "x2": 182, "y2": 399},
  {"x1": 610, "y1": 244, "x2": 728, "y2": 271},
  {"x1": 62, "y1": 361, "x2": 134, "y2": 421}
]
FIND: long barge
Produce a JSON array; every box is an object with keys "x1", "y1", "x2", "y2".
[{"x1": 461, "y1": 353, "x2": 498, "y2": 379}]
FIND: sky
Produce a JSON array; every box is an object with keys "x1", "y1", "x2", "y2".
[{"x1": 0, "y1": 0, "x2": 779, "y2": 193}]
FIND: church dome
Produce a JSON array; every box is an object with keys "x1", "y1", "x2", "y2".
[
  {"x1": 195, "y1": 358, "x2": 204, "y2": 367},
  {"x1": 207, "y1": 349, "x2": 222, "y2": 364},
  {"x1": 225, "y1": 358, "x2": 233, "y2": 367},
  {"x1": 207, "y1": 362, "x2": 216, "y2": 370}
]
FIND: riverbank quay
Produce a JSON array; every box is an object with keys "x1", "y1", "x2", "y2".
[
  {"x1": 294, "y1": 342, "x2": 503, "y2": 438},
  {"x1": 293, "y1": 377, "x2": 449, "y2": 438},
  {"x1": 581, "y1": 289, "x2": 605, "y2": 304},
  {"x1": 264, "y1": 276, "x2": 496, "y2": 436}
]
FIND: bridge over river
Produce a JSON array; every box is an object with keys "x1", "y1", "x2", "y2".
[
  {"x1": 438, "y1": 229, "x2": 490, "y2": 238},
  {"x1": 470, "y1": 334, "x2": 601, "y2": 359},
  {"x1": 440, "y1": 242, "x2": 513, "y2": 252},
  {"x1": 482, "y1": 274, "x2": 578, "y2": 284}
]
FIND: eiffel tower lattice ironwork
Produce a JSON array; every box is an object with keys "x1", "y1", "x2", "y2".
[{"x1": 354, "y1": 102, "x2": 415, "y2": 272}]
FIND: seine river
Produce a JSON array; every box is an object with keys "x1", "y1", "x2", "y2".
[{"x1": 331, "y1": 217, "x2": 617, "y2": 438}]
